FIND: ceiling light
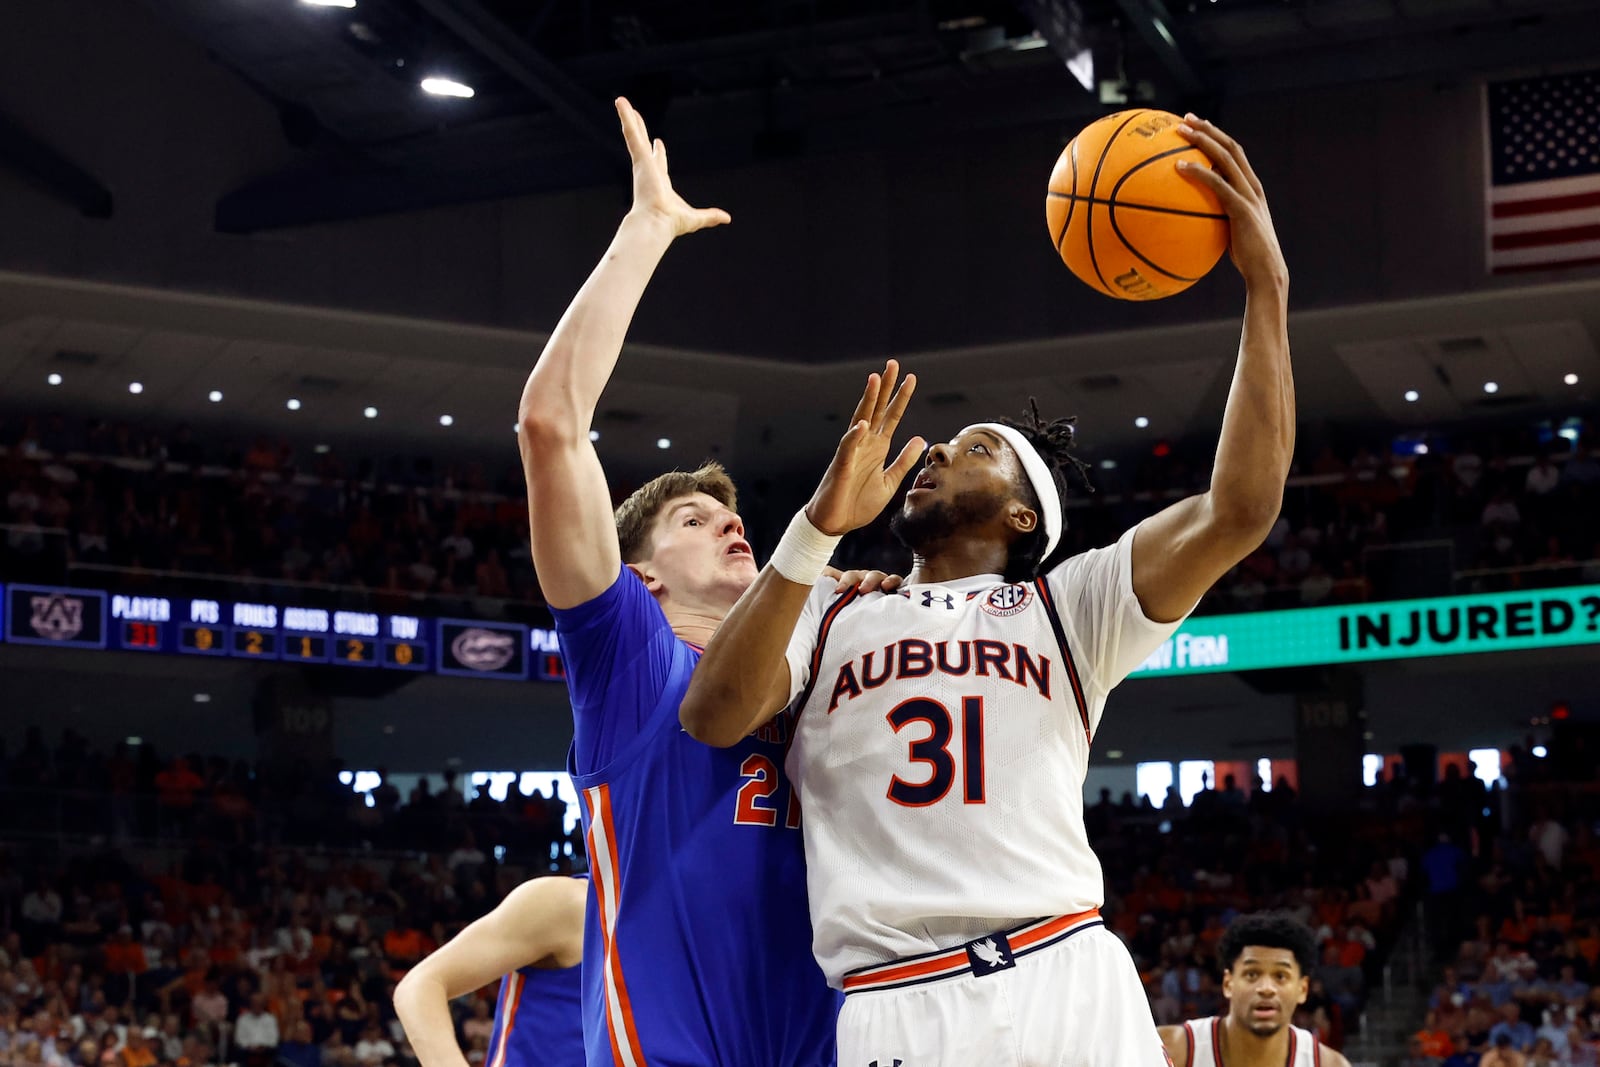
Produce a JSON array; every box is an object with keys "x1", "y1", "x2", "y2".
[
  {"x1": 126, "y1": 736, "x2": 143, "y2": 746},
  {"x1": 1105, "y1": 750, "x2": 1124, "y2": 759},
  {"x1": 128, "y1": 382, "x2": 143, "y2": 395},
  {"x1": 1416, "y1": 443, "x2": 1430, "y2": 455},
  {"x1": 656, "y1": 437, "x2": 671, "y2": 449},
  {"x1": 300, "y1": 0, "x2": 356, "y2": 6},
  {"x1": 287, "y1": 398, "x2": 302, "y2": 411},
  {"x1": 1099, "y1": 459, "x2": 1117, "y2": 470},
  {"x1": 192, "y1": 693, "x2": 211, "y2": 704},
  {"x1": 589, "y1": 429, "x2": 601, "y2": 442},
  {"x1": 364, "y1": 406, "x2": 378, "y2": 419},
  {"x1": 421, "y1": 77, "x2": 475, "y2": 98},
  {"x1": 313, "y1": 444, "x2": 331, "y2": 454},
  {"x1": 439, "y1": 414, "x2": 453, "y2": 427},
  {"x1": 47, "y1": 373, "x2": 62, "y2": 386},
  {"x1": 1134, "y1": 416, "x2": 1149, "y2": 429},
  {"x1": 208, "y1": 390, "x2": 223, "y2": 403},
  {"x1": 1483, "y1": 381, "x2": 1499, "y2": 394},
  {"x1": 1565, "y1": 373, "x2": 1579, "y2": 386},
  {"x1": 1558, "y1": 427, "x2": 1580, "y2": 442},
  {"x1": 1404, "y1": 390, "x2": 1419, "y2": 402},
  {"x1": 512, "y1": 424, "x2": 519, "y2": 434}
]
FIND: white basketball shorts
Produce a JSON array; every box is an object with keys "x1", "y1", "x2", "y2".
[{"x1": 836, "y1": 910, "x2": 1171, "y2": 1067}]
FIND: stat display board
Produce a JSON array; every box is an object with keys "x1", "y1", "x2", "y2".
[
  {"x1": 0, "y1": 582, "x2": 565, "y2": 683},
  {"x1": 7, "y1": 580, "x2": 1596, "y2": 682}
]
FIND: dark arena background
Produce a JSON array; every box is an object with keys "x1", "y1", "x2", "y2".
[{"x1": 2, "y1": 1, "x2": 1599, "y2": 1065}]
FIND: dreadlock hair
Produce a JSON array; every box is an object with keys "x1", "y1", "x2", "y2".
[
  {"x1": 995, "y1": 398, "x2": 1096, "y2": 582},
  {"x1": 1216, "y1": 913, "x2": 1319, "y2": 977}
]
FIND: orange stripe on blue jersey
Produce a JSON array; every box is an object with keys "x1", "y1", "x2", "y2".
[
  {"x1": 487, "y1": 972, "x2": 522, "y2": 1067},
  {"x1": 582, "y1": 784, "x2": 650, "y2": 1067}
]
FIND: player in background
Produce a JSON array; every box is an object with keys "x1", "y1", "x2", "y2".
[
  {"x1": 680, "y1": 114, "x2": 1293, "y2": 1065},
  {"x1": 515, "y1": 97, "x2": 851, "y2": 1065},
  {"x1": 1159, "y1": 914, "x2": 1353, "y2": 1067},
  {"x1": 393, "y1": 875, "x2": 585, "y2": 1067}
]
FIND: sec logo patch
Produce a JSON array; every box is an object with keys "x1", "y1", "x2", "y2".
[{"x1": 981, "y1": 584, "x2": 1032, "y2": 617}]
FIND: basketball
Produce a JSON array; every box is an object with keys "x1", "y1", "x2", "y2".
[{"x1": 1045, "y1": 109, "x2": 1231, "y2": 301}]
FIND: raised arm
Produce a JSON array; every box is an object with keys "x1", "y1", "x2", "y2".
[
  {"x1": 392, "y1": 877, "x2": 586, "y2": 1067},
  {"x1": 1128, "y1": 113, "x2": 1294, "y2": 624},
  {"x1": 681, "y1": 362, "x2": 922, "y2": 746},
  {"x1": 518, "y1": 98, "x2": 730, "y2": 609}
]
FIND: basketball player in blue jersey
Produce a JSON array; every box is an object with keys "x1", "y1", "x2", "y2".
[
  {"x1": 683, "y1": 115, "x2": 1296, "y2": 1065},
  {"x1": 1159, "y1": 915, "x2": 1352, "y2": 1067},
  {"x1": 515, "y1": 97, "x2": 842, "y2": 1066},
  {"x1": 394, "y1": 875, "x2": 586, "y2": 1067}
]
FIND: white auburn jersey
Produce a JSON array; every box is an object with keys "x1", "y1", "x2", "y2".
[
  {"x1": 1181, "y1": 1017, "x2": 1323, "y2": 1067},
  {"x1": 781, "y1": 523, "x2": 1189, "y2": 986}
]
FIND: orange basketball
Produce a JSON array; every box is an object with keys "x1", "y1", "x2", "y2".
[{"x1": 1045, "y1": 109, "x2": 1230, "y2": 301}]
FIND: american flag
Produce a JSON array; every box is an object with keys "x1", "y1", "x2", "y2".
[{"x1": 1484, "y1": 69, "x2": 1600, "y2": 273}]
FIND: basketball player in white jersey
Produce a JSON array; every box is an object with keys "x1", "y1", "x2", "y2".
[
  {"x1": 1160, "y1": 915, "x2": 1352, "y2": 1067},
  {"x1": 680, "y1": 113, "x2": 1291, "y2": 1066}
]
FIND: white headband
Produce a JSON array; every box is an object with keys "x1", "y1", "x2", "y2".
[{"x1": 960, "y1": 423, "x2": 1063, "y2": 561}]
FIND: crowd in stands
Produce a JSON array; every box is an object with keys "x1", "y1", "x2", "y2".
[
  {"x1": 1093, "y1": 770, "x2": 1410, "y2": 1049},
  {"x1": 0, "y1": 728, "x2": 582, "y2": 872},
  {"x1": 3, "y1": 411, "x2": 1598, "y2": 623},
  {"x1": 1404, "y1": 737, "x2": 1600, "y2": 1067},
  {"x1": 7, "y1": 718, "x2": 1551, "y2": 1066},
  {"x1": 3, "y1": 713, "x2": 1595, "y2": 1067}
]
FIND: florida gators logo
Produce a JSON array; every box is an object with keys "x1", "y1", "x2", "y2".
[{"x1": 980, "y1": 584, "x2": 1032, "y2": 618}]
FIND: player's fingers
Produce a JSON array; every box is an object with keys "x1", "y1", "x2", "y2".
[
  {"x1": 871, "y1": 360, "x2": 900, "y2": 432},
  {"x1": 886, "y1": 436, "x2": 926, "y2": 481},
  {"x1": 1176, "y1": 161, "x2": 1248, "y2": 215},
  {"x1": 853, "y1": 570, "x2": 893, "y2": 593},
  {"x1": 686, "y1": 207, "x2": 732, "y2": 231},
  {"x1": 654, "y1": 138, "x2": 668, "y2": 172},
  {"x1": 882, "y1": 372, "x2": 917, "y2": 435},
  {"x1": 1187, "y1": 114, "x2": 1266, "y2": 200},
  {"x1": 879, "y1": 573, "x2": 906, "y2": 591},
  {"x1": 1176, "y1": 123, "x2": 1250, "y2": 200},
  {"x1": 849, "y1": 374, "x2": 881, "y2": 428},
  {"x1": 616, "y1": 98, "x2": 648, "y2": 158}
]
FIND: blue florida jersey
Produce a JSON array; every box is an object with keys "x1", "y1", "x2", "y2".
[
  {"x1": 487, "y1": 958, "x2": 584, "y2": 1067},
  {"x1": 553, "y1": 568, "x2": 839, "y2": 1067}
]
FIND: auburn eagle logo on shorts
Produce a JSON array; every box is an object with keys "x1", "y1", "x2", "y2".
[{"x1": 980, "y1": 584, "x2": 1032, "y2": 618}]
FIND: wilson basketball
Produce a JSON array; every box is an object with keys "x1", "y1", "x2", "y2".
[{"x1": 1045, "y1": 109, "x2": 1230, "y2": 301}]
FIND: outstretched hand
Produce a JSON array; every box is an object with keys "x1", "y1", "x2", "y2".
[
  {"x1": 616, "y1": 97, "x2": 730, "y2": 237},
  {"x1": 805, "y1": 360, "x2": 925, "y2": 537},
  {"x1": 1175, "y1": 114, "x2": 1287, "y2": 290}
]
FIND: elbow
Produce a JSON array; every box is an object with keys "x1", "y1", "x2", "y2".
[
  {"x1": 679, "y1": 691, "x2": 744, "y2": 748},
  {"x1": 516, "y1": 406, "x2": 580, "y2": 448},
  {"x1": 1209, "y1": 492, "x2": 1281, "y2": 545}
]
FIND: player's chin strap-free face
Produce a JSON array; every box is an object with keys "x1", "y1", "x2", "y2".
[{"x1": 959, "y1": 423, "x2": 1062, "y2": 560}]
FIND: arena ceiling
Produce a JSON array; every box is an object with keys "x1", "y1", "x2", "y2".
[{"x1": 121, "y1": 0, "x2": 1600, "y2": 229}]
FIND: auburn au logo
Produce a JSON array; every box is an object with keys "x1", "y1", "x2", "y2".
[{"x1": 980, "y1": 584, "x2": 1032, "y2": 618}]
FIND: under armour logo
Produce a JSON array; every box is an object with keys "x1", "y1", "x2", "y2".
[
  {"x1": 868, "y1": 1060, "x2": 903, "y2": 1067},
  {"x1": 920, "y1": 590, "x2": 956, "y2": 610},
  {"x1": 965, "y1": 932, "x2": 1017, "y2": 976}
]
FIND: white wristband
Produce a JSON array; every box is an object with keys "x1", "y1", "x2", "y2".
[{"x1": 768, "y1": 509, "x2": 843, "y2": 585}]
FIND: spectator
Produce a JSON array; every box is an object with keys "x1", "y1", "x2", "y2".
[
  {"x1": 1415, "y1": 1011, "x2": 1457, "y2": 1059},
  {"x1": 1489, "y1": 1004, "x2": 1535, "y2": 1052},
  {"x1": 350, "y1": 1025, "x2": 392, "y2": 1067},
  {"x1": 277, "y1": 1021, "x2": 322, "y2": 1067},
  {"x1": 1481, "y1": 1033, "x2": 1527, "y2": 1067},
  {"x1": 233, "y1": 995, "x2": 280, "y2": 1063}
]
